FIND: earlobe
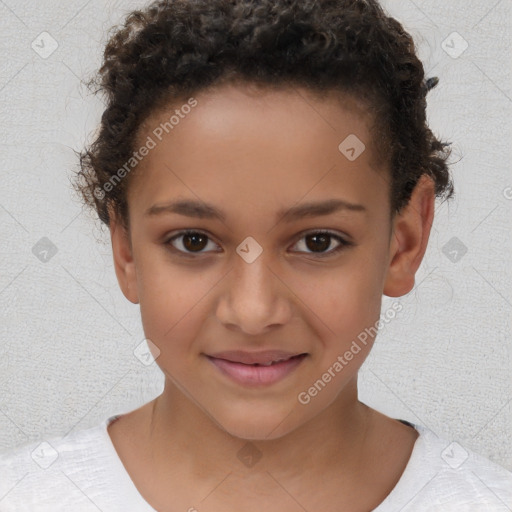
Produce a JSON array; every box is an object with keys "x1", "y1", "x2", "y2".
[
  {"x1": 383, "y1": 175, "x2": 435, "y2": 298},
  {"x1": 109, "y1": 207, "x2": 139, "y2": 304}
]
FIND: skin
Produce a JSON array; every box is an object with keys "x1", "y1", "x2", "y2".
[{"x1": 107, "y1": 82, "x2": 435, "y2": 511}]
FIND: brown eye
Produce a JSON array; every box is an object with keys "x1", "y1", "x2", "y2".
[
  {"x1": 305, "y1": 233, "x2": 331, "y2": 252},
  {"x1": 292, "y1": 231, "x2": 352, "y2": 257},
  {"x1": 164, "y1": 229, "x2": 352, "y2": 258},
  {"x1": 182, "y1": 232, "x2": 208, "y2": 252},
  {"x1": 165, "y1": 230, "x2": 218, "y2": 254}
]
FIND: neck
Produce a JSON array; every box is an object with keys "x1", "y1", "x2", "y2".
[{"x1": 147, "y1": 376, "x2": 373, "y2": 485}]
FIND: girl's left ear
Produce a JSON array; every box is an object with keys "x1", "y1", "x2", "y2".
[{"x1": 383, "y1": 174, "x2": 436, "y2": 297}]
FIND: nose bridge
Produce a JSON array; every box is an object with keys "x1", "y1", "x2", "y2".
[
  {"x1": 232, "y1": 244, "x2": 276, "y2": 309},
  {"x1": 234, "y1": 245, "x2": 272, "y2": 295},
  {"x1": 217, "y1": 242, "x2": 291, "y2": 333}
]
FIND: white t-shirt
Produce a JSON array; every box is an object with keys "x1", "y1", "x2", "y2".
[{"x1": 0, "y1": 414, "x2": 511, "y2": 511}]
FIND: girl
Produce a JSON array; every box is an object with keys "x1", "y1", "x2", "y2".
[{"x1": 1, "y1": 0, "x2": 511, "y2": 510}]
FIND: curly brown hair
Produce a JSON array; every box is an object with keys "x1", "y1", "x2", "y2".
[{"x1": 73, "y1": 0, "x2": 454, "y2": 231}]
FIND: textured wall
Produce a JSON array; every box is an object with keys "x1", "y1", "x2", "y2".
[{"x1": 0, "y1": 0, "x2": 510, "y2": 473}]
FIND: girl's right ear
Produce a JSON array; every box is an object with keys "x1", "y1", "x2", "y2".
[{"x1": 108, "y1": 205, "x2": 140, "y2": 304}]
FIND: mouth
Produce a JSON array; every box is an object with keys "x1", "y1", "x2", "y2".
[{"x1": 205, "y1": 352, "x2": 308, "y2": 386}]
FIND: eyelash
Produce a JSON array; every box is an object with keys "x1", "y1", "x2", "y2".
[{"x1": 164, "y1": 229, "x2": 353, "y2": 258}]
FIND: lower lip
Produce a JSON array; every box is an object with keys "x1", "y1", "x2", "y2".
[{"x1": 206, "y1": 354, "x2": 307, "y2": 387}]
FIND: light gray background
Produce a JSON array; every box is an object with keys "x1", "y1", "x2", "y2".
[{"x1": 0, "y1": 0, "x2": 511, "y2": 471}]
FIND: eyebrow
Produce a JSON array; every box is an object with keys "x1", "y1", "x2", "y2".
[{"x1": 145, "y1": 198, "x2": 367, "y2": 222}]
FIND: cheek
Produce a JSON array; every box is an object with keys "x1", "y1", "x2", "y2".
[
  {"x1": 306, "y1": 257, "x2": 386, "y2": 367},
  {"x1": 293, "y1": 271, "x2": 382, "y2": 410},
  {"x1": 302, "y1": 259, "x2": 384, "y2": 329},
  {"x1": 135, "y1": 255, "x2": 207, "y2": 345}
]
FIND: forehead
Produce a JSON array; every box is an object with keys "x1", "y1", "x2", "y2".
[
  {"x1": 137, "y1": 82, "x2": 380, "y2": 163},
  {"x1": 128, "y1": 83, "x2": 389, "y2": 219}
]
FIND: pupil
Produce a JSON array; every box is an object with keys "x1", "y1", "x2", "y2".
[{"x1": 307, "y1": 234, "x2": 329, "y2": 252}]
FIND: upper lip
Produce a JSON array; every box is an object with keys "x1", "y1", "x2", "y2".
[{"x1": 206, "y1": 350, "x2": 307, "y2": 365}]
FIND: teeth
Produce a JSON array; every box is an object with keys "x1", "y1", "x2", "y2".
[
  {"x1": 257, "y1": 358, "x2": 288, "y2": 366},
  {"x1": 239, "y1": 355, "x2": 303, "y2": 366}
]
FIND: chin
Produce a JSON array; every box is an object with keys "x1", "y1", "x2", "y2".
[{"x1": 211, "y1": 402, "x2": 302, "y2": 441}]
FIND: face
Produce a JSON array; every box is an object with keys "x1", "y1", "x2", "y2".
[{"x1": 110, "y1": 82, "x2": 433, "y2": 440}]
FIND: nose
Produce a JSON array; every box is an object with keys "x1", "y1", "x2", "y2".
[{"x1": 215, "y1": 248, "x2": 293, "y2": 336}]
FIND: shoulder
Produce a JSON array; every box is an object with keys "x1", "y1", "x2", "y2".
[
  {"x1": 376, "y1": 423, "x2": 512, "y2": 511},
  {"x1": 0, "y1": 416, "x2": 124, "y2": 512}
]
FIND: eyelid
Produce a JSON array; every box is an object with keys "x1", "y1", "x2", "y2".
[{"x1": 295, "y1": 228, "x2": 351, "y2": 242}]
